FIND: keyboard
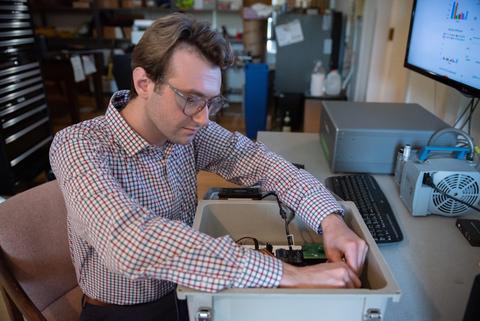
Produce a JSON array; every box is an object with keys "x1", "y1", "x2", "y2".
[{"x1": 325, "y1": 174, "x2": 403, "y2": 243}]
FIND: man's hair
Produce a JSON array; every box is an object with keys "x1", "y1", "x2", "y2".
[{"x1": 130, "y1": 13, "x2": 234, "y2": 97}]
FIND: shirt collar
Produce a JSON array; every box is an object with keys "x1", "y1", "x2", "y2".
[{"x1": 105, "y1": 90, "x2": 151, "y2": 156}]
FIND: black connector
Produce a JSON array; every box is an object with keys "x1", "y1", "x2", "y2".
[
  {"x1": 218, "y1": 188, "x2": 262, "y2": 200},
  {"x1": 422, "y1": 172, "x2": 435, "y2": 187},
  {"x1": 275, "y1": 249, "x2": 304, "y2": 266}
]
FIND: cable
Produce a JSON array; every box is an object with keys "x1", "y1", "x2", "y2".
[
  {"x1": 423, "y1": 173, "x2": 480, "y2": 213},
  {"x1": 235, "y1": 237, "x2": 260, "y2": 250},
  {"x1": 467, "y1": 99, "x2": 479, "y2": 135},
  {"x1": 261, "y1": 191, "x2": 295, "y2": 250},
  {"x1": 454, "y1": 98, "x2": 474, "y2": 128},
  {"x1": 458, "y1": 98, "x2": 479, "y2": 135}
]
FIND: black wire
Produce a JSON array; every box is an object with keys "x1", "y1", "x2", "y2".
[
  {"x1": 461, "y1": 98, "x2": 475, "y2": 133},
  {"x1": 459, "y1": 98, "x2": 479, "y2": 133},
  {"x1": 454, "y1": 98, "x2": 474, "y2": 127},
  {"x1": 261, "y1": 191, "x2": 282, "y2": 208},
  {"x1": 235, "y1": 237, "x2": 260, "y2": 250},
  {"x1": 261, "y1": 191, "x2": 295, "y2": 249},
  {"x1": 468, "y1": 98, "x2": 479, "y2": 135},
  {"x1": 424, "y1": 174, "x2": 480, "y2": 213}
]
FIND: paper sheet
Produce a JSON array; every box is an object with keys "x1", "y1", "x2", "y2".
[
  {"x1": 70, "y1": 55, "x2": 85, "y2": 82},
  {"x1": 82, "y1": 55, "x2": 97, "y2": 76},
  {"x1": 275, "y1": 19, "x2": 304, "y2": 47}
]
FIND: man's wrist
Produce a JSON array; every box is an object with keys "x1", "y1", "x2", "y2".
[{"x1": 320, "y1": 212, "x2": 344, "y2": 233}]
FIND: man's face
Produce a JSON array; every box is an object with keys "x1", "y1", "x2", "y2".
[{"x1": 145, "y1": 48, "x2": 222, "y2": 145}]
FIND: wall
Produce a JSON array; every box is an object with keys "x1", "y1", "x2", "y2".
[
  {"x1": 354, "y1": 0, "x2": 479, "y2": 146},
  {"x1": 406, "y1": 72, "x2": 480, "y2": 146}
]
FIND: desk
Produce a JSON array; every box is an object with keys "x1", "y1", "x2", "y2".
[{"x1": 257, "y1": 131, "x2": 480, "y2": 321}]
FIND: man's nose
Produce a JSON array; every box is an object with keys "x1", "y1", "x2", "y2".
[{"x1": 192, "y1": 105, "x2": 209, "y2": 127}]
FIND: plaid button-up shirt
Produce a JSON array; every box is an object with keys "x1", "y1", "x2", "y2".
[{"x1": 49, "y1": 90, "x2": 343, "y2": 305}]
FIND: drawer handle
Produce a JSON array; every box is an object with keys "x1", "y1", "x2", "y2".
[
  {"x1": 10, "y1": 136, "x2": 52, "y2": 167},
  {"x1": 5, "y1": 117, "x2": 49, "y2": 144}
]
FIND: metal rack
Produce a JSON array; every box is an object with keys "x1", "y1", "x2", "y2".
[{"x1": 0, "y1": 0, "x2": 52, "y2": 194}]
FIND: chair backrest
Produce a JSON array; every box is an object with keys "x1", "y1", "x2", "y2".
[{"x1": 0, "y1": 181, "x2": 79, "y2": 320}]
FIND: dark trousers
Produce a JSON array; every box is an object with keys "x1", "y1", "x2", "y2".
[{"x1": 79, "y1": 291, "x2": 190, "y2": 321}]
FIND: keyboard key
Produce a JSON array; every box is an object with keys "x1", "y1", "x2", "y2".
[{"x1": 325, "y1": 174, "x2": 403, "y2": 243}]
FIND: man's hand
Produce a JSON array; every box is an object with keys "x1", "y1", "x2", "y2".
[
  {"x1": 321, "y1": 213, "x2": 368, "y2": 275},
  {"x1": 279, "y1": 261, "x2": 361, "y2": 288}
]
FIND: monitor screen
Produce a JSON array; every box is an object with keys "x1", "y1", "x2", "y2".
[{"x1": 405, "y1": 0, "x2": 480, "y2": 97}]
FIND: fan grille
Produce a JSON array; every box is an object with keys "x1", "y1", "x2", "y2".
[{"x1": 432, "y1": 174, "x2": 479, "y2": 215}]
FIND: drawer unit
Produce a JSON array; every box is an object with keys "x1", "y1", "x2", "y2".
[{"x1": 0, "y1": 0, "x2": 52, "y2": 194}]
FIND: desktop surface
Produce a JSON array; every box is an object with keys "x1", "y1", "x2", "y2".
[{"x1": 257, "y1": 131, "x2": 480, "y2": 321}]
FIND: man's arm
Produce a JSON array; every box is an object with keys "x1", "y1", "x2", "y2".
[
  {"x1": 194, "y1": 123, "x2": 342, "y2": 233},
  {"x1": 280, "y1": 261, "x2": 361, "y2": 289},
  {"x1": 50, "y1": 129, "x2": 283, "y2": 292},
  {"x1": 194, "y1": 123, "x2": 367, "y2": 278}
]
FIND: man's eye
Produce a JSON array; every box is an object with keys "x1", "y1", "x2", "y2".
[{"x1": 186, "y1": 96, "x2": 201, "y2": 104}]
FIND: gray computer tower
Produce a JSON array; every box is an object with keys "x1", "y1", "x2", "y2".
[{"x1": 319, "y1": 102, "x2": 454, "y2": 174}]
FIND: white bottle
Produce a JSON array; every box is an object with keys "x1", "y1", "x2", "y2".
[
  {"x1": 282, "y1": 111, "x2": 291, "y2": 132},
  {"x1": 310, "y1": 60, "x2": 325, "y2": 97},
  {"x1": 324, "y1": 69, "x2": 342, "y2": 96}
]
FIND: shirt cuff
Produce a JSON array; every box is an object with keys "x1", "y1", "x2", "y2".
[
  {"x1": 297, "y1": 192, "x2": 344, "y2": 234},
  {"x1": 233, "y1": 247, "x2": 282, "y2": 288}
]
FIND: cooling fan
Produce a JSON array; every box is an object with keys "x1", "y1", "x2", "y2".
[
  {"x1": 399, "y1": 158, "x2": 480, "y2": 216},
  {"x1": 431, "y1": 172, "x2": 480, "y2": 216}
]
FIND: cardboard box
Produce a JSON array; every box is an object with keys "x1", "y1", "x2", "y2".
[
  {"x1": 178, "y1": 200, "x2": 401, "y2": 321},
  {"x1": 303, "y1": 99, "x2": 322, "y2": 133},
  {"x1": 120, "y1": 0, "x2": 143, "y2": 8},
  {"x1": 242, "y1": 19, "x2": 266, "y2": 58},
  {"x1": 98, "y1": 0, "x2": 119, "y2": 8}
]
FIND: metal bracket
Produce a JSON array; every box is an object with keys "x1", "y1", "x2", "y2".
[
  {"x1": 365, "y1": 308, "x2": 382, "y2": 321},
  {"x1": 197, "y1": 307, "x2": 212, "y2": 321}
]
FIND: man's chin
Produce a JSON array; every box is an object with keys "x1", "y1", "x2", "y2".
[{"x1": 170, "y1": 134, "x2": 195, "y2": 145}]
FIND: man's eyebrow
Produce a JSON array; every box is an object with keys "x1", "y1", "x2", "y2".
[{"x1": 183, "y1": 88, "x2": 221, "y2": 99}]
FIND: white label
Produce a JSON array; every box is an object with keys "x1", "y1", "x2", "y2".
[
  {"x1": 323, "y1": 38, "x2": 332, "y2": 55},
  {"x1": 275, "y1": 19, "x2": 304, "y2": 47}
]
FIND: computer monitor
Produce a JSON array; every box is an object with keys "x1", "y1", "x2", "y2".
[{"x1": 405, "y1": 0, "x2": 480, "y2": 97}]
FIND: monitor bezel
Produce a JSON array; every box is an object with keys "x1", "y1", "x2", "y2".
[{"x1": 404, "y1": 0, "x2": 480, "y2": 98}]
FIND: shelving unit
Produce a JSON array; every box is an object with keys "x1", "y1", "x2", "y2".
[
  {"x1": 30, "y1": 0, "x2": 243, "y2": 50},
  {"x1": 30, "y1": 0, "x2": 245, "y2": 102}
]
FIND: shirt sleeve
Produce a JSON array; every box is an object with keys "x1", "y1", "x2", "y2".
[
  {"x1": 49, "y1": 129, "x2": 282, "y2": 293},
  {"x1": 193, "y1": 122, "x2": 343, "y2": 233}
]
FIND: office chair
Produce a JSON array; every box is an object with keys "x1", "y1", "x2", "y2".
[{"x1": 0, "y1": 181, "x2": 81, "y2": 321}]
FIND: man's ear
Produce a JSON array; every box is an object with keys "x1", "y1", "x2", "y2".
[{"x1": 132, "y1": 67, "x2": 152, "y2": 98}]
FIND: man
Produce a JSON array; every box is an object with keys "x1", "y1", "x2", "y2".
[{"x1": 49, "y1": 13, "x2": 368, "y2": 321}]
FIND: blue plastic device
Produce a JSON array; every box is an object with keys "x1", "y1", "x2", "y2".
[{"x1": 418, "y1": 146, "x2": 471, "y2": 162}]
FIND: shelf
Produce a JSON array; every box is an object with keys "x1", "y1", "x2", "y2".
[
  {"x1": 32, "y1": 6, "x2": 94, "y2": 13},
  {"x1": 97, "y1": 6, "x2": 176, "y2": 12},
  {"x1": 43, "y1": 36, "x2": 132, "y2": 49},
  {"x1": 32, "y1": 4, "x2": 243, "y2": 52},
  {"x1": 31, "y1": 6, "x2": 241, "y2": 14}
]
